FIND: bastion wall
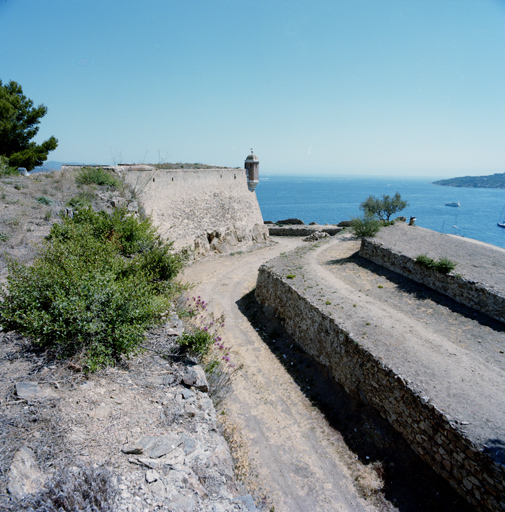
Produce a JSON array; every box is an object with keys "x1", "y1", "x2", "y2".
[
  {"x1": 117, "y1": 167, "x2": 269, "y2": 256},
  {"x1": 255, "y1": 245, "x2": 505, "y2": 511},
  {"x1": 360, "y1": 233, "x2": 505, "y2": 324}
]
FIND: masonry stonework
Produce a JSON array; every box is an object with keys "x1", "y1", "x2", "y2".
[
  {"x1": 359, "y1": 238, "x2": 505, "y2": 324},
  {"x1": 255, "y1": 242, "x2": 505, "y2": 511},
  {"x1": 119, "y1": 167, "x2": 269, "y2": 256}
]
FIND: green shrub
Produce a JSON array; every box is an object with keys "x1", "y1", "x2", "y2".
[
  {"x1": 415, "y1": 254, "x2": 436, "y2": 268},
  {"x1": 177, "y1": 328, "x2": 214, "y2": 357},
  {"x1": 0, "y1": 156, "x2": 19, "y2": 177},
  {"x1": 0, "y1": 232, "x2": 8, "y2": 242},
  {"x1": 415, "y1": 254, "x2": 457, "y2": 274},
  {"x1": 0, "y1": 208, "x2": 186, "y2": 370},
  {"x1": 350, "y1": 215, "x2": 382, "y2": 237},
  {"x1": 36, "y1": 195, "x2": 53, "y2": 205},
  {"x1": 66, "y1": 191, "x2": 95, "y2": 209},
  {"x1": 435, "y1": 256, "x2": 457, "y2": 274},
  {"x1": 75, "y1": 167, "x2": 121, "y2": 188},
  {"x1": 50, "y1": 206, "x2": 158, "y2": 256}
]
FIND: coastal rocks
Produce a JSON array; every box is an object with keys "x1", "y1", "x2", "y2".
[
  {"x1": 268, "y1": 225, "x2": 342, "y2": 237},
  {"x1": 276, "y1": 218, "x2": 305, "y2": 225}
]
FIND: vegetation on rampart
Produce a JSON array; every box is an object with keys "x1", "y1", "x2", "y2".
[{"x1": 415, "y1": 254, "x2": 457, "y2": 274}]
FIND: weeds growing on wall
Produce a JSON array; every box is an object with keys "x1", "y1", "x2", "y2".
[
  {"x1": 415, "y1": 254, "x2": 458, "y2": 274},
  {"x1": 0, "y1": 206, "x2": 187, "y2": 371}
]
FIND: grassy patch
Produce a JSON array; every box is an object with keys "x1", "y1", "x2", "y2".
[
  {"x1": 75, "y1": 167, "x2": 121, "y2": 188},
  {"x1": 36, "y1": 195, "x2": 53, "y2": 206}
]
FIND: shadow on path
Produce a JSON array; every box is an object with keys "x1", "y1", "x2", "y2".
[
  {"x1": 326, "y1": 251, "x2": 505, "y2": 333},
  {"x1": 237, "y1": 289, "x2": 475, "y2": 512}
]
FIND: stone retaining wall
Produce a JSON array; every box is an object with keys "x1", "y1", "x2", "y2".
[
  {"x1": 359, "y1": 238, "x2": 505, "y2": 324},
  {"x1": 267, "y1": 225, "x2": 342, "y2": 236},
  {"x1": 255, "y1": 264, "x2": 505, "y2": 511}
]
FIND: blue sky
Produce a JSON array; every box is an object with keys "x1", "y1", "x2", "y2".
[{"x1": 1, "y1": 0, "x2": 505, "y2": 177}]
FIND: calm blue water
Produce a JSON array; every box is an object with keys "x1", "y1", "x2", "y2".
[{"x1": 255, "y1": 175, "x2": 505, "y2": 250}]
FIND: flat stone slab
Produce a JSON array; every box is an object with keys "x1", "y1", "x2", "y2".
[
  {"x1": 15, "y1": 381, "x2": 58, "y2": 400},
  {"x1": 136, "y1": 435, "x2": 183, "y2": 458}
]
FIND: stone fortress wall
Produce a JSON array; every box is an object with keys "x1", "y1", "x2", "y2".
[
  {"x1": 116, "y1": 165, "x2": 269, "y2": 256},
  {"x1": 360, "y1": 224, "x2": 505, "y2": 324},
  {"x1": 255, "y1": 230, "x2": 505, "y2": 512}
]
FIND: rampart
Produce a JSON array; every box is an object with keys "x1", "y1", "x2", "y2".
[
  {"x1": 255, "y1": 234, "x2": 505, "y2": 511},
  {"x1": 116, "y1": 166, "x2": 269, "y2": 255},
  {"x1": 359, "y1": 223, "x2": 505, "y2": 323}
]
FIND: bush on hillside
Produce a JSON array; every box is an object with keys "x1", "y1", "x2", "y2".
[
  {"x1": 50, "y1": 206, "x2": 158, "y2": 256},
  {"x1": 0, "y1": 207, "x2": 187, "y2": 370},
  {"x1": 75, "y1": 167, "x2": 121, "y2": 188},
  {"x1": 66, "y1": 191, "x2": 95, "y2": 209}
]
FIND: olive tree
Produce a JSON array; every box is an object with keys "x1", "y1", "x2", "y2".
[
  {"x1": 0, "y1": 80, "x2": 58, "y2": 170},
  {"x1": 360, "y1": 192, "x2": 408, "y2": 221}
]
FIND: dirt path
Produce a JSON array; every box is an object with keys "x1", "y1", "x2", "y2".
[{"x1": 182, "y1": 239, "x2": 382, "y2": 512}]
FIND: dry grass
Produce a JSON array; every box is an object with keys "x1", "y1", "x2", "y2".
[{"x1": 218, "y1": 412, "x2": 273, "y2": 510}]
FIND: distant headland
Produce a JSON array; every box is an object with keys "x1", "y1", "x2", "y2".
[{"x1": 433, "y1": 172, "x2": 505, "y2": 188}]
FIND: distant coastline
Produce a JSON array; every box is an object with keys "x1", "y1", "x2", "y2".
[{"x1": 433, "y1": 172, "x2": 505, "y2": 188}]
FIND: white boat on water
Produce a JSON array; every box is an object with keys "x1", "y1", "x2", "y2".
[{"x1": 445, "y1": 201, "x2": 461, "y2": 207}]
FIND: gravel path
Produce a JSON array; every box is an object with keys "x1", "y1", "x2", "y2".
[{"x1": 182, "y1": 238, "x2": 383, "y2": 512}]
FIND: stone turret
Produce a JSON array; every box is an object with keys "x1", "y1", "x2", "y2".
[{"x1": 244, "y1": 150, "x2": 259, "y2": 192}]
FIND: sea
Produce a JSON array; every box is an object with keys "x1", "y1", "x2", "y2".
[{"x1": 255, "y1": 174, "x2": 505, "y2": 250}]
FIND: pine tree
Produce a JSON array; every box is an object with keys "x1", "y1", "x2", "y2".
[{"x1": 0, "y1": 80, "x2": 58, "y2": 170}]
